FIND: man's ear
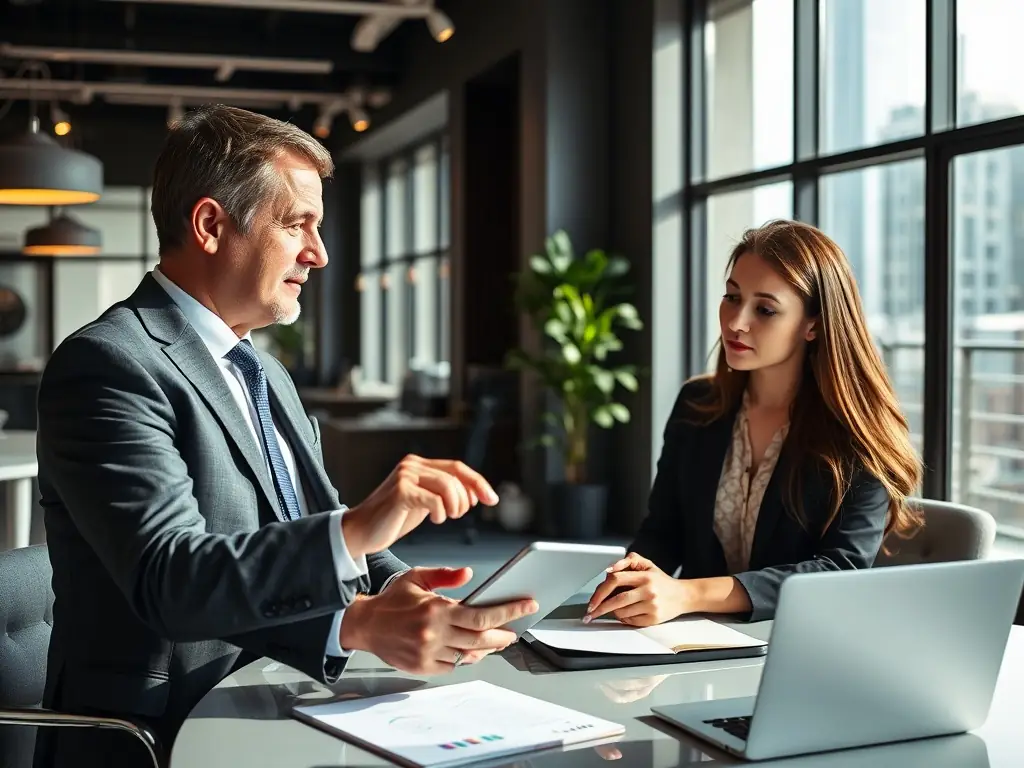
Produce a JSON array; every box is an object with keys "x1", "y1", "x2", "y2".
[{"x1": 191, "y1": 197, "x2": 228, "y2": 254}]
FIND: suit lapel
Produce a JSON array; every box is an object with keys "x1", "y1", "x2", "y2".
[
  {"x1": 131, "y1": 275, "x2": 285, "y2": 521},
  {"x1": 164, "y1": 333, "x2": 286, "y2": 521}
]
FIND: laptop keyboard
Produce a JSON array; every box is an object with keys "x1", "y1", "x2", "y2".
[{"x1": 704, "y1": 716, "x2": 751, "y2": 741}]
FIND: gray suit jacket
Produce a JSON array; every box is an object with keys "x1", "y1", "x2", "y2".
[{"x1": 34, "y1": 274, "x2": 406, "y2": 768}]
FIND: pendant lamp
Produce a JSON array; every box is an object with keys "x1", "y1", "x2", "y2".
[
  {"x1": 0, "y1": 117, "x2": 103, "y2": 206},
  {"x1": 22, "y1": 212, "x2": 101, "y2": 256}
]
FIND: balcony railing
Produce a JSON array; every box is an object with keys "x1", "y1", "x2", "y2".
[{"x1": 880, "y1": 340, "x2": 1024, "y2": 540}]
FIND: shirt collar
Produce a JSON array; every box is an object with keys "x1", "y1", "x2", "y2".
[{"x1": 150, "y1": 266, "x2": 250, "y2": 360}]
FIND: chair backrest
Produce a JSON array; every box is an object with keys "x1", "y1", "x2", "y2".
[
  {"x1": 0, "y1": 544, "x2": 54, "y2": 768},
  {"x1": 875, "y1": 498, "x2": 997, "y2": 567}
]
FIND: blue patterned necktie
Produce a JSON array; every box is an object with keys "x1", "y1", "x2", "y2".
[{"x1": 225, "y1": 340, "x2": 301, "y2": 521}]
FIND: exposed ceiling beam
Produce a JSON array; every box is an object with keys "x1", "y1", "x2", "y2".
[
  {"x1": 0, "y1": 29, "x2": 403, "y2": 73},
  {"x1": 0, "y1": 42, "x2": 334, "y2": 81},
  {"x1": 0, "y1": 76, "x2": 385, "y2": 111},
  {"x1": 98, "y1": 0, "x2": 434, "y2": 18}
]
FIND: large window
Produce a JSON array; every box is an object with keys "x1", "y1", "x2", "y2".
[
  {"x1": 358, "y1": 135, "x2": 450, "y2": 386},
  {"x1": 951, "y1": 145, "x2": 1024, "y2": 534},
  {"x1": 704, "y1": 0, "x2": 793, "y2": 179},
  {"x1": 685, "y1": 0, "x2": 1024, "y2": 535},
  {"x1": 820, "y1": 160, "x2": 926, "y2": 454}
]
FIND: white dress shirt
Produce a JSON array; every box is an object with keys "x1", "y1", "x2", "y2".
[{"x1": 151, "y1": 267, "x2": 362, "y2": 660}]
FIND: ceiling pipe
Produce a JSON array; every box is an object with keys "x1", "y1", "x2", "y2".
[
  {"x1": 0, "y1": 76, "x2": 380, "y2": 109},
  {"x1": 102, "y1": 92, "x2": 286, "y2": 109},
  {"x1": 0, "y1": 42, "x2": 334, "y2": 80},
  {"x1": 99, "y1": 0, "x2": 433, "y2": 18}
]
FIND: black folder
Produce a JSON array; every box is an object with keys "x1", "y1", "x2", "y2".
[{"x1": 521, "y1": 633, "x2": 767, "y2": 671}]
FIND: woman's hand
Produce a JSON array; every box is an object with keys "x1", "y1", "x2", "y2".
[{"x1": 584, "y1": 552, "x2": 694, "y2": 627}]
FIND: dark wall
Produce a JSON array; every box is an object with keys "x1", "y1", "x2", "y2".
[
  {"x1": 312, "y1": 171, "x2": 357, "y2": 387},
  {"x1": 609, "y1": 0, "x2": 656, "y2": 531},
  {"x1": 463, "y1": 57, "x2": 520, "y2": 369}
]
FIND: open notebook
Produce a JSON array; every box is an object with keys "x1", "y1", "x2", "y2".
[
  {"x1": 292, "y1": 680, "x2": 624, "y2": 768},
  {"x1": 525, "y1": 616, "x2": 766, "y2": 655}
]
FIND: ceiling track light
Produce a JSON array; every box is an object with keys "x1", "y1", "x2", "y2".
[
  {"x1": 313, "y1": 111, "x2": 333, "y2": 139},
  {"x1": 349, "y1": 106, "x2": 370, "y2": 132},
  {"x1": 50, "y1": 102, "x2": 71, "y2": 136},
  {"x1": 425, "y1": 8, "x2": 454, "y2": 42},
  {"x1": 350, "y1": 2, "x2": 454, "y2": 52},
  {"x1": 167, "y1": 100, "x2": 185, "y2": 127}
]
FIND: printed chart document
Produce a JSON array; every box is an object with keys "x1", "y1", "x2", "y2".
[
  {"x1": 291, "y1": 679, "x2": 624, "y2": 768},
  {"x1": 525, "y1": 616, "x2": 766, "y2": 655}
]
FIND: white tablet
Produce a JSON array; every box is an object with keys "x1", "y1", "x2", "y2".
[{"x1": 460, "y1": 541, "x2": 626, "y2": 638}]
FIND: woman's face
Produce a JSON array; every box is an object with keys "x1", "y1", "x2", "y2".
[{"x1": 719, "y1": 250, "x2": 817, "y2": 372}]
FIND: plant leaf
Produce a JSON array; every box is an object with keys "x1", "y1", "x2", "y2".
[
  {"x1": 617, "y1": 303, "x2": 640, "y2": 322},
  {"x1": 562, "y1": 343, "x2": 581, "y2": 365},
  {"x1": 593, "y1": 369, "x2": 615, "y2": 394},
  {"x1": 544, "y1": 318, "x2": 567, "y2": 341},
  {"x1": 552, "y1": 229, "x2": 573, "y2": 260},
  {"x1": 615, "y1": 369, "x2": 639, "y2": 391},
  {"x1": 609, "y1": 403, "x2": 630, "y2": 423},
  {"x1": 555, "y1": 302, "x2": 573, "y2": 325},
  {"x1": 605, "y1": 256, "x2": 630, "y2": 277},
  {"x1": 593, "y1": 406, "x2": 615, "y2": 428},
  {"x1": 530, "y1": 255, "x2": 551, "y2": 274}
]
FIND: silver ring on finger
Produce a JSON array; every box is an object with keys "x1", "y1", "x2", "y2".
[{"x1": 453, "y1": 649, "x2": 464, "y2": 666}]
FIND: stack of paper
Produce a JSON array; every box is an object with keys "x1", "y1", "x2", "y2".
[
  {"x1": 292, "y1": 679, "x2": 624, "y2": 768},
  {"x1": 525, "y1": 616, "x2": 766, "y2": 655}
]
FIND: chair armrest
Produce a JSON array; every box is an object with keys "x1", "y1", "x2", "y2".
[{"x1": 0, "y1": 707, "x2": 164, "y2": 768}]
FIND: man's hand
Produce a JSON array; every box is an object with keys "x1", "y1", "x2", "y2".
[
  {"x1": 339, "y1": 566, "x2": 538, "y2": 675},
  {"x1": 342, "y1": 455, "x2": 499, "y2": 558},
  {"x1": 584, "y1": 552, "x2": 693, "y2": 627}
]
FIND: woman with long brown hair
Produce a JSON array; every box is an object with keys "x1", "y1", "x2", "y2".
[{"x1": 586, "y1": 219, "x2": 922, "y2": 625}]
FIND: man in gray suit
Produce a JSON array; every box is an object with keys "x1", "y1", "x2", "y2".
[{"x1": 34, "y1": 105, "x2": 536, "y2": 768}]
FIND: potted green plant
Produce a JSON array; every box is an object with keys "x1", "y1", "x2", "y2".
[{"x1": 507, "y1": 230, "x2": 643, "y2": 538}]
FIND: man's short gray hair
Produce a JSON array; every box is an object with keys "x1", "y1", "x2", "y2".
[{"x1": 151, "y1": 104, "x2": 334, "y2": 254}]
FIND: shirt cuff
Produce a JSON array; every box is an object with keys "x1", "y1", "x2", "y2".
[
  {"x1": 325, "y1": 508, "x2": 369, "y2": 662},
  {"x1": 380, "y1": 568, "x2": 410, "y2": 594},
  {"x1": 325, "y1": 609, "x2": 349, "y2": 658},
  {"x1": 328, "y1": 507, "x2": 368, "y2": 583}
]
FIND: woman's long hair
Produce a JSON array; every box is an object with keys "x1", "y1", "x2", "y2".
[{"x1": 689, "y1": 220, "x2": 922, "y2": 546}]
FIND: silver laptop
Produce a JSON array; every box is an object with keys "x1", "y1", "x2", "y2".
[{"x1": 652, "y1": 558, "x2": 1024, "y2": 761}]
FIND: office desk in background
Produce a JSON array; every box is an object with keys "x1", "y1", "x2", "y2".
[
  {"x1": 320, "y1": 415, "x2": 465, "y2": 505},
  {"x1": 171, "y1": 602, "x2": 1024, "y2": 768},
  {"x1": 0, "y1": 430, "x2": 38, "y2": 551},
  {"x1": 298, "y1": 388, "x2": 395, "y2": 420}
]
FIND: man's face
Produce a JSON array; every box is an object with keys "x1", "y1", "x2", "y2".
[{"x1": 220, "y1": 152, "x2": 327, "y2": 333}]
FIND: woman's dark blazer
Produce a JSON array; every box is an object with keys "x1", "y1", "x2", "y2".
[{"x1": 630, "y1": 378, "x2": 891, "y2": 622}]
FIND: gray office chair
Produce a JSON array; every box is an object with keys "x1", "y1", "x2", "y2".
[
  {"x1": 0, "y1": 544, "x2": 164, "y2": 768},
  {"x1": 875, "y1": 498, "x2": 997, "y2": 567}
]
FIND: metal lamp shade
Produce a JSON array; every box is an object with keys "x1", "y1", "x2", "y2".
[
  {"x1": 0, "y1": 128, "x2": 103, "y2": 206},
  {"x1": 23, "y1": 214, "x2": 102, "y2": 256}
]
